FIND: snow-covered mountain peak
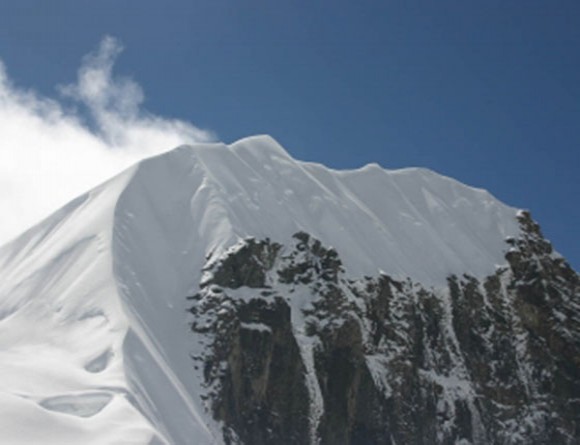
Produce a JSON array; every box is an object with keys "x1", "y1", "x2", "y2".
[{"x1": 6, "y1": 135, "x2": 569, "y2": 445}]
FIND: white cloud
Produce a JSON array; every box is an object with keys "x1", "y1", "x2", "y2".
[{"x1": 0, "y1": 36, "x2": 214, "y2": 246}]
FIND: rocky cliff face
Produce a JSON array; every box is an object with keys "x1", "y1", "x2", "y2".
[{"x1": 188, "y1": 211, "x2": 579, "y2": 445}]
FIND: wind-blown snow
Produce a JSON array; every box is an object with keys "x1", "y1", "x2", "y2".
[{"x1": 0, "y1": 135, "x2": 521, "y2": 444}]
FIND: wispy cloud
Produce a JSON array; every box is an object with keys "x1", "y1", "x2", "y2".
[{"x1": 0, "y1": 36, "x2": 214, "y2": 246}]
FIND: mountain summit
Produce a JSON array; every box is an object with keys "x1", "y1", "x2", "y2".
[{"x1": 1, "y1": 136, "x2": 578, "y2": 444}]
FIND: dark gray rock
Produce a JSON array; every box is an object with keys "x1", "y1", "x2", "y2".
[{"x1": 188, "y1": 213, "x2": 580, "y2": 444}]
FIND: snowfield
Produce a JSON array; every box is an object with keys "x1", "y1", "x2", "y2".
[{"x1": 0, "y1": 135, "x2": 521, "y2": 444}]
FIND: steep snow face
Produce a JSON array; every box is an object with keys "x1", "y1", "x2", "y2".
[
  {"x1": 114, "y1": 135, "x2": 519, "y2": 285},
  {"x1": 0, "y1": 135, "x2": 523, "y2": 445}
]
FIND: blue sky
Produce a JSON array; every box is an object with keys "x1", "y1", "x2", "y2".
[{"x1": 0, "y1": 1, "x2": 578, "y2": 269}]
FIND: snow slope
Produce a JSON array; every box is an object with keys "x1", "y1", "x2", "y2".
[
  {"x1": 0, "y1": 135, "x2": 521, "y2": 444},
  {"x1": 0, "y1": 167, "x2": 168, "y2": 444}
]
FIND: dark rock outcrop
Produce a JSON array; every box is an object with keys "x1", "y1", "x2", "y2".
[{"x1": 189, "y1": 214, "x2": 580, "y2": 444}]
